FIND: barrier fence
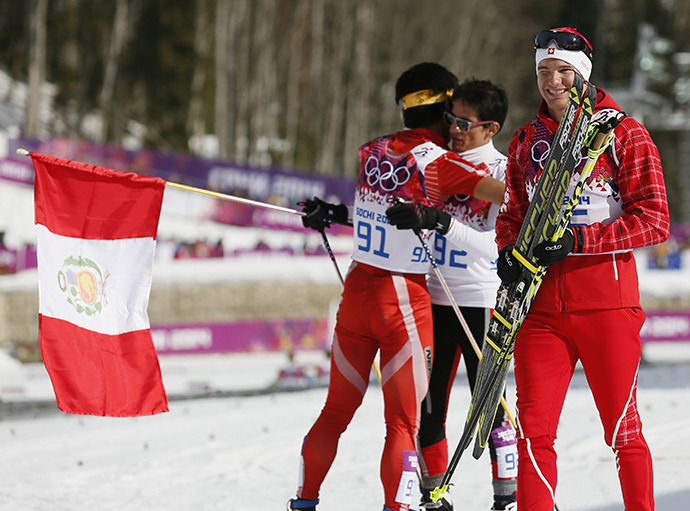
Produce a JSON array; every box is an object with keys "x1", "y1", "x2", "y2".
[{"x1": 151, "y1": 310, "x2": 690, "y2": 357}]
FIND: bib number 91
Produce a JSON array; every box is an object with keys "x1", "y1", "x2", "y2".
[{"x1": 357, "y1": 221, "x2": 390, "y2": 259}]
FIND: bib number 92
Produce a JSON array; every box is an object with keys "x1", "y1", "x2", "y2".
[{"x1": 434, "y1": 235, "x2": 467, "y2": 268}]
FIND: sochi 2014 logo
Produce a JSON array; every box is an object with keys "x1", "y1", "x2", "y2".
[{"x1": 57, "y1": 256, "x2": 109, "y2": 315}]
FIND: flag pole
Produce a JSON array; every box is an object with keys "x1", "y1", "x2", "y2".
[
  {"x1": 17, "y1": 148, "x2": 307, "y2": 219},
  {"x1": 165, "y1": 181, "x2": 308, "y2": 219}
]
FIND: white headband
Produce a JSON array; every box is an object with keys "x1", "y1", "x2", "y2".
[{"x1": 535, "y1": 41, "x2": 592, "y2": 81}]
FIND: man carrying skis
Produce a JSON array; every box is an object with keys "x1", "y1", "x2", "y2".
[
  {"x1": 288, "y1": 62, "x2": 504, "y2": 511},
  {"x1": 496, "y1": 27, "x2": 669, "y2": 511}
]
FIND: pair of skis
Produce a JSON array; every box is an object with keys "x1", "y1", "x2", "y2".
[{"x1": 431, "y1": 73, "x2": 620, "y2": 503}]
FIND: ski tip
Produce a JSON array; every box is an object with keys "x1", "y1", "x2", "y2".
[{"x1": 430, "y1": 485, "x2": 448, "y2": 503}]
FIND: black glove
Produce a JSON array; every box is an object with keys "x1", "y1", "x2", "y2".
[
  {"x1": 385, "y1": 201, "x2": 452, "y2": 235},
  {"x1": 497, "y1": 244, "x2": 522, "y2": 283},
  {"x1": 533, "y1": 228, "x2": 575, "y2": 266},
  {"x1": 300, "y1": 197, "x2": 349, "y2": 231}
]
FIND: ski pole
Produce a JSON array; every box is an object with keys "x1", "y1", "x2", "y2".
[
  {"x1": 412, "y1": 227, "x2": 516, "y2": 429},
  {"x1": 318, "y1": 228, "x2": 345, "y2": 287}
]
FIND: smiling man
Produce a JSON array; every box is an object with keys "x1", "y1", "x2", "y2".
[
  {"x1": 496, "y1": 27, "x2": 670, "y2": 511},
  {"x1": 535, "y1": 28, "x2": 593, "y2": 121}
]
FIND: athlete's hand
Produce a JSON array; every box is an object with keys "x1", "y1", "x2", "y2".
[
  {"x1": 497, "y1": 244, "x2": 522, "y2": 283},
  {"x1": 299, "y1": 197, "x2": 349, "y2": 231},
  {"x1": 385, "y1": 201, "x2": 452, "y2": 235},
  {"x1": 533, "y1": 228, "x2": 575, "y2": 266}
]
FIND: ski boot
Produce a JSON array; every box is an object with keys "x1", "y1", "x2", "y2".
[
  {"x1": 420, "y1": 488, "x2": 453, "y2": 511},
  {"x1": 491, "y1": 500, "x2": 517, "y2": 511},
  {"x1": 287, "y1": 497, "x2": 319, "y2": 511}
]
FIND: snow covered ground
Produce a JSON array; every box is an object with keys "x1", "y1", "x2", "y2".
[{"x1": 0, "y1": 348, "x2": 689, "y2": 511}]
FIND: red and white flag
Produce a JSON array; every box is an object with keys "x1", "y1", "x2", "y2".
[{"x1": 31, "y1": 152, "x2": 169, "y2": 417}]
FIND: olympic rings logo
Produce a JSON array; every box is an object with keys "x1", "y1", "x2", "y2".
[
  {"x1": 530, "y1": 140, "x2": 586, "y2": 169},
  {"x1": 364, "y1": 155, "x2": 411, "y2": 192},
  {"x1": 530, "y1": 140, "x2": 551, "y2": 169}
]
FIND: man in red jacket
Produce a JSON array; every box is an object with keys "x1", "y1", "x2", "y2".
[{"x1": 496, "y1": 28, "x2": 670, "y2": 511}]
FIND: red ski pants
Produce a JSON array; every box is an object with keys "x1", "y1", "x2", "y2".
[
  {"x1": 514, "y1": 307, "x2": 654, "y2": 511},
  {"x1": 297, "y1": 262, "x2": 433, "y2": 511}
]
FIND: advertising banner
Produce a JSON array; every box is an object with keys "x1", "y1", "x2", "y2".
[
  {"x1": 152, "y1": 317, "x2": 332, "y2": 355},
  {"x1": 641, "y1": 311, "x2": 690, "y2": 343}
]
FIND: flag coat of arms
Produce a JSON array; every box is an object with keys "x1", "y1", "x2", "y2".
[{"x1": 31, "y1": 152, "x2": 169, "y2": 417}]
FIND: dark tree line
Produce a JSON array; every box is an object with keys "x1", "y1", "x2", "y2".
[{"x1": 1, "y1": 0, "x2": 687, "y2": 182}]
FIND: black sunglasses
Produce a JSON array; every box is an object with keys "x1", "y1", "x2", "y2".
[{"x1": 534, "y1": 30, "x2": 593, "y2": 61}]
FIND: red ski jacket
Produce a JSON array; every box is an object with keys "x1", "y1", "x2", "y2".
[{"x1": 496, "y1": 87, "x2": 670, "y2": 312}]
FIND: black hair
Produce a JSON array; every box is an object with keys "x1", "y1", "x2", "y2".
[
  {"x1": 395, "y1": 62, "x2": 459, "y2": 129},
  {"x1": 452, "y1": 78, "x2": 509, "y2": 132}
]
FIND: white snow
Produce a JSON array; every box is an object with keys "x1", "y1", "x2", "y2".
[{"x1": 0, "y1": 351, "x2": 689, "y2": 511}]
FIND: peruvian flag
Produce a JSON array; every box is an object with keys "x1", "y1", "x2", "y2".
[{"x1": 31, "y1": 152, "x2": 169, "y2": 417}]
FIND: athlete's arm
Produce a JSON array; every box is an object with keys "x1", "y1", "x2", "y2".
[
  {"x1": 472, "y1": 175, "x2": 505, "y2": 205},
  {"x1": 575, "y1": 119, "x2": 670, "y2": 253},
  {"x1": 434, "y1": 153, "x2": 505, "y2": 205},
  {"x1": 443, "y1": 219, "x2": 497, "y2": 256}
]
